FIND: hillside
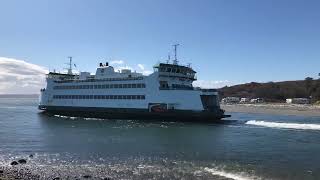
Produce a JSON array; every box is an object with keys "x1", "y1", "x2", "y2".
[{"x1": 218, "y1": 78, "x2": 320, "y2": 103}]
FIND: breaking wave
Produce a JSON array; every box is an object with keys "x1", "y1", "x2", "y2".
[
  {"x1": 204, "y1": 167, "x2": 260, "y2": 180},
  {"x1": 246, "y1": 120, "x2": 320, "y2": 130}
]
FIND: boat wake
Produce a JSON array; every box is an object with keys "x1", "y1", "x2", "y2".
[
  {"x1": 246, "y1": 120, "x2": 320, "y2": 130},
  {"x1": 204, "y1": 167, "x2": 260, "y2": 180}
]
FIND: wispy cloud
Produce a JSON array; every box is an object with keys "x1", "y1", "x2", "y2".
[
  {"x1": 110, "y1": 60, "x2": 124, "y2": 65},
  {"x1": 111, "y1": 61, "x2": 153, "y2": 75},
  {"x1": 193, "y1": 80, "x2": 234, "y2": 89},
  {"x1": 0, "y1": 57, "x2": 48, "y2": 94}
]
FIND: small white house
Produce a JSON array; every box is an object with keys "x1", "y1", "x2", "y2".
[
  {"x1": 222, "y1": 97, "x2": 240, "y2": 104},
  {"x1": 250, "y1": 98, "x2": 264, "y2": 103},
  {"x1": 286, "y1": 98, "x2": 310, "y2": 104},
  {"x1": 240, "y1": 98, "x2": 250, "y2": 103}
]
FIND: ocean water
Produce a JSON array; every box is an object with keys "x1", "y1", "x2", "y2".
[{"x1": 0, "y1": 98, "x2": 320, "y2": 180}]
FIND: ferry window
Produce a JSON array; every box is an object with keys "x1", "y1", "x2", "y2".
[
  {"x1": 160, "y1": 67, "x2": 165, "y2": 72},
  {"x1": 137, "y1": 84, "x2": 142, "y2": 88},
  {"x1": 132, "y1": 84, "x2": 137, "y2": 88},
  {"x1": 94, "y1": 85, "x2": 98, "y2": 89},
  {"x1": 90, "y1": 85, "x2": 93, "y2": 89},
  {"x1": 172, "y1": 68, "x2": 177, "y2": 73},
  {"x1": 118, "y1": 95, "x2": 122, "y2": 99},
  {"x1": 123, "y1": 84, "x2": 127, "y2": 88},
  {"x1": 110, "y1": 84, "x2": 114, "y2": 88},
  {"x1": 114, "y1": 95, "x2": 118, "y2": 99},
  {"x1": 176, "y1": 69, "x2": 180, "y2": 73},
  {"x1": 110, "y1": 95, "x2": 114, "y2": 99},
  {"x1": 166, "y1": 68, "x2": 171, "y2": 72},
  {"x1": 127, "y1": 84, "x2": 132, "y2": 88},
  {"x1": 98, "y1": 85, "x2": 102, "y2": 89},
  {"x1": 94, "y1": 95, "x2": 98, "y2": 99},
  {"x1": 119, "y1": 84, "x2": 123, "y2": 88},
  {"x1": 102, "y1": 85, "x2": 106, "y2": 89},
  {"x1": 142, "y1": 84, "x2": 146, "y2": 88},
  {"x1": 141, "y1": 95, "x2": 145, "y2": 99},
  {"x1": 114, "y1": 84, "x2": 119, "y2": 88}
]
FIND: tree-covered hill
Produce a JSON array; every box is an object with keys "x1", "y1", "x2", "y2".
[{"x1": 218, "y1": 78, "x2": 320, "y2": 103}]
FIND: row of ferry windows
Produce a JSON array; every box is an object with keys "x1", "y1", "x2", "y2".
[
  {"x1": 159, "y1": 67, "x2": 194, "y2": 76},
  {"x1": 54, "y1": 77, "x2": 143, "y2": 83},
  {"x1": 53, "y1": 83, "x2": 146, "y2": 90},
  {"x1": 53, "y1": 95, "x2": 146, "y2": 100}
]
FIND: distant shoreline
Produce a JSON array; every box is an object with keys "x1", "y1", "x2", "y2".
[
  {"x1": 0, "y1": 94, "x2": 39, "y2": 98},
  {"x1": 221, "y1": 103, "x2": 320, "y2": 117}
]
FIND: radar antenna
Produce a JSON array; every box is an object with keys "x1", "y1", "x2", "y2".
[
  {"x1": 65, "y1": 56, "x2": 73, "y2": 75},
  {"x1": 173, "y1": 44, "x2": 179, "y2": 65}
]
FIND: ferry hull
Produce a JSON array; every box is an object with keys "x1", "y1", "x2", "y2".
[{"x1": 39, "y1": 105, "x2": 230, "y2": 122}]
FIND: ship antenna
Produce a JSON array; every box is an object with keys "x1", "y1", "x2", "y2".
[
  {"x1": 173, "y1": 44, "x2": 179, "y2": 65},
  {"x1": 66, "y1": 56, "x2": 73, "y2": 75}
]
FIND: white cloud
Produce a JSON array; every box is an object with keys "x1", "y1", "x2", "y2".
[
  {"x1": 137, "y1": 64, "x2": 145, "y2": 70},
  {"x1": 193, "y1": 80, "x2": 234, "y2": 89},
  {"x1": 111, "y1": 61, "x2": 153, "y2": 76},
  {"x1": 110, "y1": 60, "x2": 124, "y2": 65},
  {"x1": 136, "y1": 64, "x2": 153, "y2": 75},
  {"x1": 113, "y1": 65, "x2": 133, "y2": 73},
  {"x1": 0, "y1": 57, "x2": 48, "y2": 94}
]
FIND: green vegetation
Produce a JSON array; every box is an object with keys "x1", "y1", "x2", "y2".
[{"x1": 219, "y1": 78, "x2": 320, "y2": 103}]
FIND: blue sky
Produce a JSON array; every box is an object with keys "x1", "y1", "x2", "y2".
[{"x1": 0, "y1": 0, "x2": 320, "y2": 93}]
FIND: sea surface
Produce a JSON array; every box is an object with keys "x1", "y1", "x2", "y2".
[{"x1": 0, "y1": 98, "x2": 320, "y2": 180}]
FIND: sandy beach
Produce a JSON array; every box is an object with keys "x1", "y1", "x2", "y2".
[{"x1": 222, "y1": 103, "x2": 320, "y2": 116}]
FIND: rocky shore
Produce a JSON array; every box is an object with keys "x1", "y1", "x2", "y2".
[{"x1": 222, "y1": 103, "x2": 320, "y2": 116}]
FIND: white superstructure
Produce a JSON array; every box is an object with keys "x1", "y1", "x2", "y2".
[{"x1": 39, "y1": 48, "x2": 227, "y2": 121}]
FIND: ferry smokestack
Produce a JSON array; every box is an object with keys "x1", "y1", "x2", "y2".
[
  {"x1": 99, "y1": 63, "x2": 103, "y2": 67},
  {"x1": 106, "y1": 62, "x2": 109, "y2": 66}
]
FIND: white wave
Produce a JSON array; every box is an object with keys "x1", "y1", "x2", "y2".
[
  {"x1": 246, "y1": 120, "x2": 320, "y2": 130},
  {"x1": 204, "y1": 167, "x2": 259, "y2": 180}
]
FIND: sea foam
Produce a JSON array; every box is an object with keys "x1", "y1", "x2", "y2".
[
  {"x1": 246, "y1": 120, "x2": 320, "y2": 130},
  {"x1": 204, "y1": 167, "x2": 259, "y2": 180}
]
